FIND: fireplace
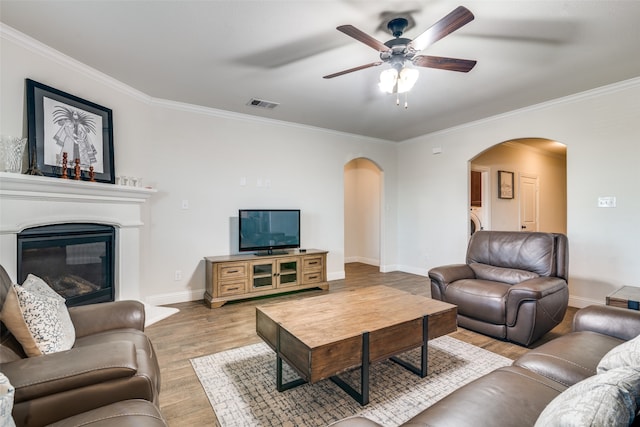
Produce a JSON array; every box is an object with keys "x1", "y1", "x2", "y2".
[
  {"x1": 0, "y1": 172, "x2": 156, "y2": 303},
  {"x1": 17, "y1": 223, "x2": 116, "y2": 306}
]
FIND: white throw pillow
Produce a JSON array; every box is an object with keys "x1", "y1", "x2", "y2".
[
  {"x1": 597, "y1": 333, "x2": 640, "y2": 374},
  {"x1": 0, "y1": 372, "x2": 16, "y2": 427},
  {"x1": 3, "y1": 275, "x2": 75, "y2": 356},
  {"x1": 535, "y1": 367, "x2": 640, "y2": 427}
]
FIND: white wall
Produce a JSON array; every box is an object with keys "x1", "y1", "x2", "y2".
[
  {"x1": 0, "y1": 26, "x2": 398, "y2": 304},
  {"x1": 397, "y1": 79, "x2": 640, "y2": 307},
  {"x1": 344, "y1": 158, "x2": 381, "y2": 266},
  {"x1": 472, "y1": 141, "x2": 567, "y2": 233}
]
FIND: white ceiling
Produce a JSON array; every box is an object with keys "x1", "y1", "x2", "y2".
[{"x1": 2, "y1": 1, "x2": 639, "y2": 142}]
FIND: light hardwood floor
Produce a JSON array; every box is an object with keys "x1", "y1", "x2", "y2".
[{"x1": 145, "y1": 263, "x2": 577, "y2": 426}]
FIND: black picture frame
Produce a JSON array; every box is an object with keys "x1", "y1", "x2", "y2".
[
  {"x1": 26, "y1": 79, "x2": 115, "y2": 183},
  {"x1": 498, "y1": 170, "x2": 514, "y2": 199}
]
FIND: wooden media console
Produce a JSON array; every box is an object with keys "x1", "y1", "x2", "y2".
[{"x1": 204, "y1": 249, "x2": 328, "y2": 308}]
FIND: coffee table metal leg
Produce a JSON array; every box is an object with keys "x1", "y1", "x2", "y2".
[
  {"x1": 276, "y1": 324, "x2": 306, "y2": 392},
  {"x1": 330, "y1": 331, "x2": 370, "y2": 406},
  {"x1": 390, "y1": 315, "x2": 429, "y2": 377}
]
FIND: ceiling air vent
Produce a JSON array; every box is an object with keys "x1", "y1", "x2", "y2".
[{"x1": 247, "y1": 98, "x2": 279, "y2": 109}]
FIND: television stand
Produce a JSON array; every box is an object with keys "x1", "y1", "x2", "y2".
[{"x1": 204, "y1": 249, "x2": 329, "y2": 308}]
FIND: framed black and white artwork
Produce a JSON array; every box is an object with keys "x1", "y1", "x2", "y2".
[
  {"x1": 26, "y1": 79, "x2": 115, "y2": 183},
  {"x1": 498, "y1": 170, "x2": 514, "y2": 199}
]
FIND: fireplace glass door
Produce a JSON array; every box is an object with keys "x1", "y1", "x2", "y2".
[{"x1": 17, "y1": 223, "x2": 115, "y2": 306}]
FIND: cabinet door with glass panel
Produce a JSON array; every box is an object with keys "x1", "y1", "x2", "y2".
[
  {"x1": 249, "y1": 257, "x2": 300, "y2": 292},
  {"x1": 276, "y1": 257, "x2": 300, "y2": 288}
]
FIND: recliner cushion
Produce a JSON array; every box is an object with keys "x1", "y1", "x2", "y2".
[
  {"x1": 467, "y1": 231, "x2": 556, "y2": 276},
  {"x1": 469, "y1": 262, "x2": 539, "y2": 285},
  {"x1": 445, "y1": 279, "x2": 510, "y2": 324}
]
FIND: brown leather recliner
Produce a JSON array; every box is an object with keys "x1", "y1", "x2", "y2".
[
  {"x1": 428, "y1": 231, "x2": 569, "y2": 346},
  {"x1": 0, "y1": 265, "x2": 161, "y2": 427}
]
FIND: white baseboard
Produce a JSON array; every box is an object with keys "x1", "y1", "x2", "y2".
[
  {"x1": 344, "y1": 256, "x2": 379, "y2": 266},
  {"x1": 327, "y1": 270, "x2": 346, "y2": 281},
  {"x1": 144, "y1": 289, "x2": 203, "y2": 306},
  {"x1": 396, "y1": 265, "x2": 429, "y2": 277},
  {"x1": 568, "y1": 295, "x2": 603, "y2": 309}
]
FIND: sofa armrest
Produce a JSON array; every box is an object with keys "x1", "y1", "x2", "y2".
[
  {"x1": 3, "y1": 341, "x2": 138, "y2": 402},
  {"x1": 573, "y1": 305, "x2": 640, "y2": 341},
  {"x1": 506, "y1": 277, "x2": 567, "y2": 325},
  {"x1": 70, "y1": 300, "x2": 146, "y2": 337},
  {"x1": 428, "y1": 264, "x2": 475, "y2": 299}
]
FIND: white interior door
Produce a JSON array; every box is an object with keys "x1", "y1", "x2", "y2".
[{"x1": 519, "y1": 174, "x2": 538, "y2": 231}]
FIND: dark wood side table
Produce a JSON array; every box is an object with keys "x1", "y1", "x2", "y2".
[{"x1": 606, "y1": 286, "x2": 640, "y2": 310}]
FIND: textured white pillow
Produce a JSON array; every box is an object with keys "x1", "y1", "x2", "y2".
[
  {"x1": 535, "y1": 367, "x2": 640, "y2": 427},
  {"x1": 0, "y1": 372, "x2": 16, "y2": 427},
  {"x1": 598, "y1": 333, "x2": 640, "y2": 374},
  {"x1": 11, "y1": 275, "x2": 75, "y2": 356}
]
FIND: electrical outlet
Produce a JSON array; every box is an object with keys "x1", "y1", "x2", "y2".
[
  {"x1": 181, "y1": 200, "x2": 189, "y2": 210},
  {"x1": 597, "y1": 196, "x2": 616, "y2": 208},
  {"x1": 174, "y1": 270, "x2": 182, "y2": 281}
]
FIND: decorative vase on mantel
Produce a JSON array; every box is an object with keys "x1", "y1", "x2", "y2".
[{"x1": 0, "y1": 136, "x2": 27, "y2": 174}]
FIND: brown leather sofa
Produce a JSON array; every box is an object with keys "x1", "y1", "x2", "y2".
[
  {"x1": 429, "y1": 231, "x2": 569, "y2": 346},
  {"x1": 0, "y1": 265, "x2": 163, "y2": 427},
  {"x1": 330, "y1": 304, "x2": 640, "y2": 426}
]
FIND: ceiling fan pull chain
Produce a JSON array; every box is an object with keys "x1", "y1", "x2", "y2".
[
  {"x1": 396, "y1": 93, "x2": 400, "y2": 106},
  {"x1": 405, "y1": 92, "x2": 409, "y2": 109}
]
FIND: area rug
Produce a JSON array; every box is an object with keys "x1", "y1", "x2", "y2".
[{"x1": 190, "y1": 336, "x2": 512, "y2": 426}]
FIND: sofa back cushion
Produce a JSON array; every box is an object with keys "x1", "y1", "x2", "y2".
[
  {"x1": 467, "y1": 231, "x2": 558, "y2": 277},
  {"x1": 469, "y1": 263, "x2": 539, "y2": 285}
]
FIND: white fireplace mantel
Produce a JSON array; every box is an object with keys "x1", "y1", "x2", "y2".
[{"x1": 0, "y1": 172, "x2": 156, "y2": 301}]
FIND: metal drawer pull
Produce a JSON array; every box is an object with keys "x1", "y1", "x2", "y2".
[
  {"x1": 228, "y1": 287, "x2": 239, "y2": 291},
  {"x1": 227, "y1": 270, "x2": 239, "y2": 273},
  {"x1": 308, "y1": 275, "x2": 318, "y2": 280},
  {"x1": 309, "y1": 261, "x2": 318, "y2": 265}
]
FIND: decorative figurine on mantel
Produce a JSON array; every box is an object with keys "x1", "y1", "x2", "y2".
[
  {"x1": 89, "y1": 166, "x2": 96, "y2": 182},
  {"x1": 60, "y1": 152, "x2": 68, "y2": 179},
  {"x1": 73, "y1": 158, "x2": 81, "y2": 180},
  {"x1": 26, "y1": 150, "x2": 44, "y2": 176}
]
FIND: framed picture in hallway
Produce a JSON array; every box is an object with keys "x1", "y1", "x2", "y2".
[
  {"x1": 26, "y1": 79, "x2": 115, "y2": 183},
  {"x1": 498, "y1": 170, "x2": 514, "y2": 199}
]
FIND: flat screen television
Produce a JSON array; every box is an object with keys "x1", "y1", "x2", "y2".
[{"x1": 239, "y1": 209, "x2": 300, "y2": 255}]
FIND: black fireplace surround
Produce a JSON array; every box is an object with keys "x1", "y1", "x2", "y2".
[{"x1": 17, "y1": 223, "x2": 115, "y2": 306}]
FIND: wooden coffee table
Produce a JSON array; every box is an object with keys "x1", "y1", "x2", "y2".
[{"x1": 255, "y1": 285, "x2": 457, "y2": 405}]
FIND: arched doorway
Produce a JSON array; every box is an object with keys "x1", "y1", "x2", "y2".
[
  {"x1": 344, "y1": 158, "x2": 383, "y2": 270},
  {"x1": 470, "y1": 138, "x2": 567, "y2": 234}
]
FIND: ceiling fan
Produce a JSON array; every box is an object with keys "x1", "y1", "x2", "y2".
[{"x1": 323, "y1": 6, "x2": 477, "y2": 98}]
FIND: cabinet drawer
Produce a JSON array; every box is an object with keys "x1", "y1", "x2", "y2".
[
  {"x1": 303, "y1": 256, "x2": 323, "y2": 271},
  {"x1": 219, "y1": 280, "x2": 247, "y2": 296},
  {"x1": 303, "y1": 271, "x2": 323, "y2": 284},
  {"x1": 218, "y1": 263, "x2": 248, "y2": 280}
]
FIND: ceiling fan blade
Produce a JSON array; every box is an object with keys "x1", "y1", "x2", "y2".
[
  {"x1": 410, "y1": 6, "x2": 475, "y2": 52},
  {"x1": 413, "y1": 55, "x2": 477, "y2": 72},
  {"x1": 337, "y1": 25, "x2": 391, "y2": 52},
  {"x1": 323, "y1": 61, "x2": 384, "y2": 79}
]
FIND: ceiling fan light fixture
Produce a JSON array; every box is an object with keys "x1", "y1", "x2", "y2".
[
  {"x1": 378, "y1": 65, "x2": 419, "y2": 94},
  {"x1": 378, "y1": 68, "x2": 399, "y2": 93},
  {"x1": 397, "y1": 66, "x2": 419, "y2": 93}
]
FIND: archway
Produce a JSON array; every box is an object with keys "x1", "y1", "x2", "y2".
[
  {"x1": 469, "y1": 138, "x2": 567, "y2": 234},
  {"x1": 344, "y1": 158, "x2": 383, "y2": 271}
]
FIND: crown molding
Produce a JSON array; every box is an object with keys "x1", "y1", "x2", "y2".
[
  {"x1": 1, "y1": 23, "x2": 393, "y2": 147},
  {"x1": 401, "y1": 76, "x2": 640, "y2": 144}
]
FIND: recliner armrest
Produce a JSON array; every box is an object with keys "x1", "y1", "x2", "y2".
[
  {"x1": 3, "y1": 341, "x2": 138, "y2": 402},
  {"x1": 70, "y1": 300, "x2": 146, "y2": 337},
  {"x1": 506, "y1": 277, "x2": 567, "y2": 325},
  {"x1": 429, "y1": 264, "x2": 475, "y2": 286},
  {"x1": 573, "y1": 305, "x2": 640, "y2": 341}
]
